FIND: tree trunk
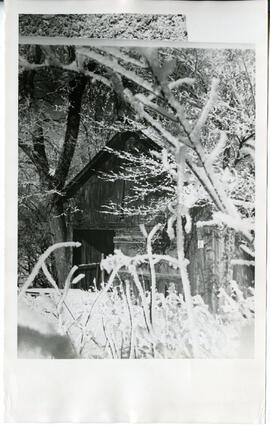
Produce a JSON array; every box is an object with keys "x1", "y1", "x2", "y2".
[
  {"x1": 48, "y1": 200, "x2": 72, "y2": 288},
  {"x1": 49, "y1": 76, "x2": 87, "y2": 286},
  {"x1": 20, "y1": 73, "x2": 87, "y2": 288},
  {"x1": 175, "y1": 146, "x2": 199, "y2": 357}
]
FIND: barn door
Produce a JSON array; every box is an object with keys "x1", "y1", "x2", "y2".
[{"x1": 73, "y1": 229, "x2": 115, "y2": 290}]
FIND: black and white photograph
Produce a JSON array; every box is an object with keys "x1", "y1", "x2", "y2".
[
  {"x1": 19, "y1": 13, "x2": 188, "y2": 41},
  {"x1": 18, "y1": 14, "x2": 256, "y2": 360}
]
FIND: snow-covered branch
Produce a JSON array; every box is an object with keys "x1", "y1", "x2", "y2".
[
  {"x1": 206, "y1": 131, "x2": 227, "y2": 167},
  {"x1": 78, "y1": 48, "x2": 160, "y2": 98},
  {"x1": 19, "y1": 242, "x2": 81, "y2": 298},
  {"x1": 191, "y1": 78, "x2": 219, "y2": 142},
  {"x1": 124, "y1": 89, "x2": 182, "y2": 149},
  {"x1": 100, "y1": 47, "x2": 148, "y2": 69},
  {"x1": 135, "y1": 93, "x2": 178, "y2": 124},
  {"x1": 196, "y1": 212, "x2": 253, "y2": 241},
  {"x1": 169, "y1": 77, "x2": 195, "y2": 90},
  {"x1": 19, "y1": 53, "x2": 112, "y2": 89}
]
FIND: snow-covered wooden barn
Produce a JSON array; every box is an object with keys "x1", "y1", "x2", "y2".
[
  {"x1": 64, "y1": 131, "x2": 168, "y2": 287},
  {"x1": 63, "y1": 131, "x2": 254, "y2": 310}
]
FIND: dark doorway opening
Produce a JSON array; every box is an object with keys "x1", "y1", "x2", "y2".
[{"x1": 73, "y1": 229, "x2": 115, "y2": 290}]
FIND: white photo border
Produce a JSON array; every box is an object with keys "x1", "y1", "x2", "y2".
[{"x1": 5, "y1": 1, "x2": 267, "y2": 423}]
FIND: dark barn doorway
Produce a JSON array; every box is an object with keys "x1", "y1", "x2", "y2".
[{"x1": 73, "y1": 229, "x2": 115, "y2": 290}]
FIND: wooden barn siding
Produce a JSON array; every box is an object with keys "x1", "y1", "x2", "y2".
[
  {"x1": 70, "y1": 178, "x2": 254, "y2": 301},
  {"x1": 67, "y1": 142, "x2": 254, "y2": 303},
  {"x1": 71, "y1": 169, "x2": 142, "y2": 230}
]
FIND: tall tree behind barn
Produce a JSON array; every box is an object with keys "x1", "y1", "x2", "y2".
[{"x1": 19, "y1": 45, "x2": 88, "y2": 287}]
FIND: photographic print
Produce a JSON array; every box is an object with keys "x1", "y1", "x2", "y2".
[
  {"x1": 19, "y1": 13, "x2": 188, "y2": 41},
  {"x1": 18, "y1": 15, "x2": 255, "y2": 360}
]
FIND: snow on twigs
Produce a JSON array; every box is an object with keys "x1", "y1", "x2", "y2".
[{"x1": 196, "y1": 211, "x2": 254, "y2": 241}]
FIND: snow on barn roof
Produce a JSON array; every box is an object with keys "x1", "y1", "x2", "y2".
[{"x1": 63, "y1": 131, "x2": 159, "y2": 199}]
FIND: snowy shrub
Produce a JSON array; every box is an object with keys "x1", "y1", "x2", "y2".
[
  {"x1": 21, "y1": 277, "x2": 254, "y2": 359},
  {"x1": 18, "y1": 233, "x2": 255, "y2": 359}
]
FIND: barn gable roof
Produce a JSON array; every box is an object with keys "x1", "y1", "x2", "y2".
[{"x1": 63, "y1": 131, "x2": 159, "y2": 199}]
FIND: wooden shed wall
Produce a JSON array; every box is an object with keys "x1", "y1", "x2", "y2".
[
  {"x1": 69, "y1": 139, "x2": 151, "y2": 230},
  {"x1": 67, "y1": 134, "x2": 254, "y2": 306}
]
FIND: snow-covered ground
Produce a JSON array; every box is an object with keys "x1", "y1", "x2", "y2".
[{"x1": 20, "y1": 283, "x2": 255, "y2": 360}]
